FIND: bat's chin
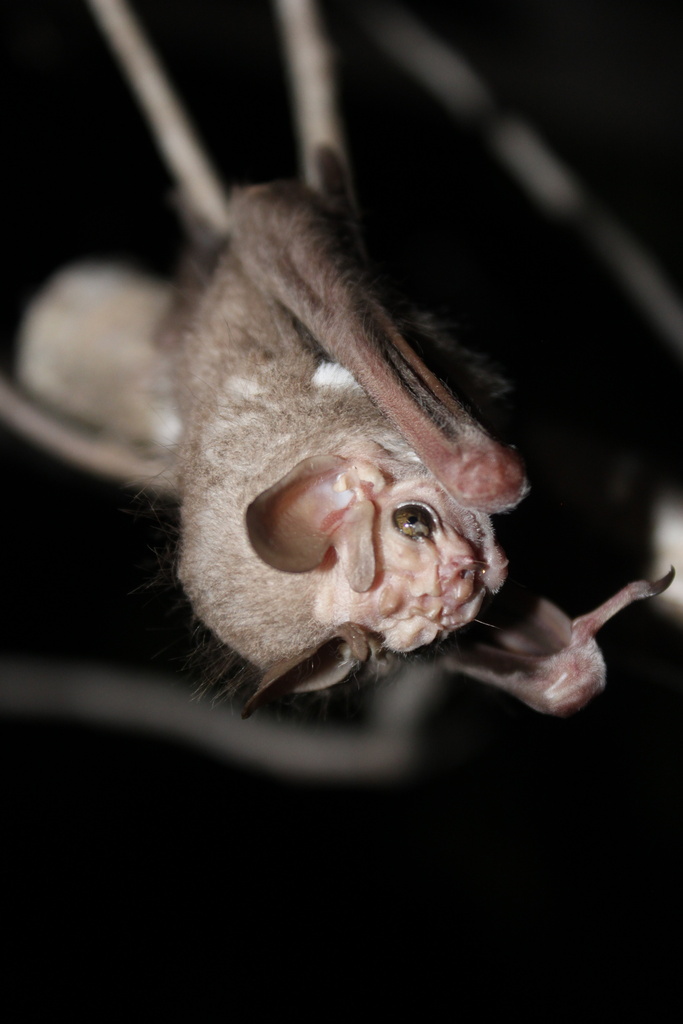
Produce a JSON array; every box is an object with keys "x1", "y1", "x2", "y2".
[
  {"x1": 380, "y1": 585, "x2": 486, "y2": 651},
  {"x1": 385, "y1": 619, "x2": 442, "y2": 651}
]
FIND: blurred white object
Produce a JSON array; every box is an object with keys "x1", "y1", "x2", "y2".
[
  {"x1": 16, "y1": 261, "x2": 177, "y2": 448},
  {"x1": 651, "y1": 488, "x2": 683, "y2": 624}
]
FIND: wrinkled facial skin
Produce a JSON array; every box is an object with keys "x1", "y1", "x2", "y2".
[
  {"x1": 307, "y1": 462, "x2": 508, "y2": 652},
  {"x1": 373, "y1": 489, "x2": 497, "y2": 649}
]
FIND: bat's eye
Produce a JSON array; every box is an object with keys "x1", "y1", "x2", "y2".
[{"x1": 392, "y1": 503, "x2": 435, "y2": 540}]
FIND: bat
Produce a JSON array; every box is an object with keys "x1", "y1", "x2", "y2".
[{"x1": 4, "y1": 0, "x2": 674, "y2": 720}]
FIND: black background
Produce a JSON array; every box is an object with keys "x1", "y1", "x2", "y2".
[{"x1": 2, "y1": 0, "x2": 683, "y2": 1014}]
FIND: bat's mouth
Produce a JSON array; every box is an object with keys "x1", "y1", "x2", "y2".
[{"x1": 376, "y1": 562, "x2": 488, "y2": 651}]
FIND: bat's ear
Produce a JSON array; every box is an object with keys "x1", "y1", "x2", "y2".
[
  {"x1": 241, "y1": 623, "x2": 375, "y2": 718},
  {"x1": 246, "y1": 456, "x2": 377, "y2": 592},
  {"x1": 451, "y1": 570, "x2": 675, "y2": 716}
]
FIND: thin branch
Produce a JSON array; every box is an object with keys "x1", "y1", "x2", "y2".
[
  {"x1": 85, "y1": 0, "x2": 231, "y2": 234},
  {"x1": 272, "y1": 0, "x2": 354, "y2": 199},
  {"x1": 0, "y1": 371, "x2": 173, "y2": 492},
  {"x1": 0, "y1": 657, "x2": 489, "y2": 786},
  {"x1": 354, "y1": 1, "x2": 683, "y2": 367}
]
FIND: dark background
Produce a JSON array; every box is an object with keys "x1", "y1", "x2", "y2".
[{"x1": 2, "y1": 0, "x2": 683, "y2": 1014}]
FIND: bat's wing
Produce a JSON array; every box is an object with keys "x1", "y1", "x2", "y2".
[
  {"x1": 448, "y1": 570, "x2": 675, "y2": 716},
  {"x1": 231, "y1": 177, "x2": 528, "y2": 515}
]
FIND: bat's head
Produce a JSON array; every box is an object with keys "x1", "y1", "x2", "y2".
[{"x1": 242, "y1": 452, "x2": 507, "y2": 714}]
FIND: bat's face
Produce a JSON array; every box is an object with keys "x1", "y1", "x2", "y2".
[
  {"x1": 351, "y1": 478, "x2": 506, "y2": 649},
  {"x1": 248, "y1": 455, "x2": 508, "y2": 654},
  {"x1": 238, "y1": 451, "x2": 512, "y2": 716}
]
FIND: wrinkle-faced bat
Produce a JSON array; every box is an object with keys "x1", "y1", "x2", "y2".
[{"x1": 8, "y1": 0, "x2": 673, "y2": 719}]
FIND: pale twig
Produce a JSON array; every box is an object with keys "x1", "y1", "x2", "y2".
[
  {"x1": 354, "y1": 1, "x2": 683, "y2": 367},
  {"x1": 272, "y1": 0, "x2": 354, "y2": 199},
  {"x1": 0, "y1": 371, "x2": 173, "y2": 492},
  {"x1": 85, "y1": 0, "x2": 231, "y2": 234},
  {"x1": 0, "y1": 657, "x2": 489, "y2": 785}
]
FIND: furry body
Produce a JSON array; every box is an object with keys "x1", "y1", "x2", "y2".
[
  {"x1": 176, "y1": 182, "x2": 508, "y2": 684},
  {"x1": 9, "y1": 0, "x2": 672, "y2": 716}
]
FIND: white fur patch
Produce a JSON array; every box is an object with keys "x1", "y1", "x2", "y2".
[
  {"x1": 227, "y1": 375, "x2": 264, "y2": 398},
  {"x1": 312, "y1": 361, "x2": 362, "y2": 391},
  {"x1": 151, "y1": 404, "x2": 182, "y2": 447}
]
